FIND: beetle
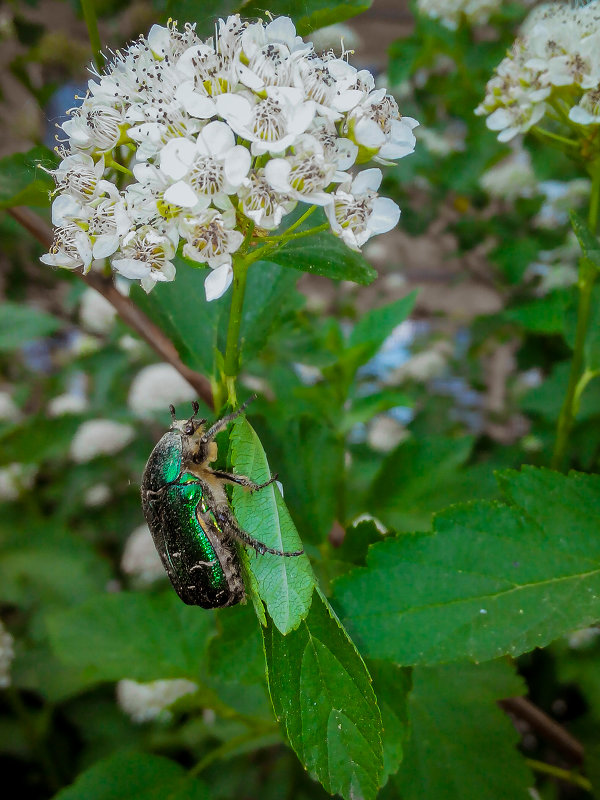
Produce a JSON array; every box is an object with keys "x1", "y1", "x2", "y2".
[{"x1": 140, "y1": 398, "x2": 303, "y2": 608}]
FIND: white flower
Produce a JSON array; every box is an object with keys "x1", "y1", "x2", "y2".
[
  {"x1": 0, "y1": 391, "x2": 20, "y2": 422},
  {"x1": 84, "y1": 483, "x2": 112, "y2": 507},
  {"x1": 179, "y1": 208, "x2": 243, "y2": 300},
  {"x1": 79, "y1": 287, "x2": 117, "y2": 334},
  {"x1": 112, "y1": 226, "x2": 176, "y2": 293},
  {"x1": 121, "y1": 523, "x2": 165, "y2": 583},
  {"x1": 0, "y1": 463, "x2": 36, "y2": 501},
  {"x1": 367, "y1": 415, "x2": 408, "y2": 452},
  {"x1": 40, "y1": 222, "x2": 92, "y2": 271},
  {"x1": 325, "y1": 169, "x2": 400, "y2": 251},
  {"x1": 50, "y1": 153, "x2": 108, "y2": 201},
  {"x1": 238, "y1": 169, "x2": 297, "y2": 230},
  {"x1": 70, "y1": 419, "x2": 135, "y2": 462},
  {"x1": 479, "y1": 149, "x2": 538, "y2": 200},
  {"x1": 264, "y1": 134, "x2": 338, "y2": 206},
  {"x1": 567, "y1": 626, "x2": 600, "y2": 650},
  {"x1": 160, "y1": 121, "x2": 251, "y2": 208},
  {"x1": 417, "y1": 0, "x2": 503, "y2": 29},
  {"x1": 215, "y1": 86, "x2": 316, "y2": 155},
  {"x1": 117, "y1": 679, "x2": 198, "y2": 723},
  {"x1": 62, "y1": 98, "x2": 124, "y2": 154},
  {"x1": 569, "y1": 89, "x2": 600, "y2": 125},
  {"x1": 345, "y1": 90, "x2": 419, "y2": 163},
  {"x1": 128, "y1": 363, "x2": 196, "y2": 417},
  {"x1": 48, "y1": 392, "x2": 88, "y2": 416},
  {"x1": 0, "y1": 622, "x2": 15, "y2": 688}
]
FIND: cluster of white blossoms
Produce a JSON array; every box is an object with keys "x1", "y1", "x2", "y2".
[
  {"x1": 476, "y1": 1, "x2": 600, "y2": 142},
  {"x1": 417, "y1": 0, "x2": 502, "y2": 29},
  {"x1": 117, "y1": 678, "x2": 198, "y2": 723},
  {"x1": 41, "y1": 15, "x2": 418, "y2": 301}
]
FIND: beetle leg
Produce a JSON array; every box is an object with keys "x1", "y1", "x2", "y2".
[
  {"x1": 201, "y1": 395, "x2": 256, "y2": 442},
  {"x1": 213, "y1": 504, "x2": 303, "y2": 557},
  {"x1": 209, "y1": 469, "x2": 279, "y2": 493}
]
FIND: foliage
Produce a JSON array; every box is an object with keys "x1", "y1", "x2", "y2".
[{"x1": 1, "y1": 0, "x2": 600, "y2": 799}]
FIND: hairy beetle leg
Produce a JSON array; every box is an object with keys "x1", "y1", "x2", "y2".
[
  {"x1": 210, "y1": 469, "x2": 279, "y2": 493},
  {"x1": 214, "y1": 504, "x2": 303, "y2": 558}
]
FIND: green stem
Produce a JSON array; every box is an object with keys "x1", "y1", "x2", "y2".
[
  {"x1": 80, "y1": 0, "x2": 103, "y2": 72},
  {"x1": 526, "y1": 759, "x2": 592, "y2": 792},
  {"x1": 247, "y1": 222, "x2": 330, "y2": 264},
  {"x1": 283, "y1": 204, "x2": 317, "y2": 236},
  {"x1": 223, "y1": 255, "x2": 250, "y2": 405},
  {"x1": 188, "y1": 727, "x2": 278, "y2": 777},
  {"x1": 551, "y1": 168, "x2": 600, "y2": 470},
  {"x1": 532, "y1": 127, "x2": 579, "y2": 148}
]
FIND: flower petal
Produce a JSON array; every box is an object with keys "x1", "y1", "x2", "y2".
[
  {"x1": 224, "y1": 146, "x2": 251, "y2": 186},
  {"x1": 164, "y1": 181, "x2": 199, "y2": 208},
  {"x1": 368, "y1": 197, "x2": 401, "y2": 235},
  {"x1": 160, "y1": 138, "x2": 196, "y2": 180},
  {"x1": 204, "y1": 262, "x2": 233, "y2": 301}
]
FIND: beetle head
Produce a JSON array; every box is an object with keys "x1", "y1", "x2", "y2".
[{"x1": 170, "y1": 401, "x2": 207, "y2": 436}]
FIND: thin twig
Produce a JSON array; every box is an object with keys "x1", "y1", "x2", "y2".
[
  {"x1": 499, "y1": 696, "x2": 584, "y2": 765},
  {"x1": 8, "y1": 206, "x2": 213, "y2": 409}
]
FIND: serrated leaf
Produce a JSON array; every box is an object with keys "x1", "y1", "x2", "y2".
[
  {"x1": 230, "y1": 417, "x2": 314, "y2": 634},
  {"x1": 0, "y1": 301, "x2": 61, "y2": 352},
  {"x1": 505, "y1": 291, "x2": 568, "y2": 334},
  {"x1": 263, "y1": 589, "x2": 383, "y2": 800},
  {"x1": 239, "y1": 0, "x2": 372, "y2": 35},
  {"x1": 0, "y1": 146, "x2": 57, "y2": 208},
  {"x1": 395, "y1": 661, "x2": 533, "y2": 799},
  {"x1": 0, "y1": 414, "x2": 84, "y2": 465},
  {"x1": 51, "y1": 752, "x2": 210, "y2": 800},
  {"x1": 333, "y1": 467, "x2": 600, "y2": 665},
  {"x1": 47, "y1": 592, "x2": 214, "y2": 684},
  {"x1": 270, "y1": 232, "x2": 376, "y2": 285}
]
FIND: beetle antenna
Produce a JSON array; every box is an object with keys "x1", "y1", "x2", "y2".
[
  {"x1": 201, "y1": 395, "x2": 257, "y2": 442},
  {"x1": 190, "y1": 400, "x2": 200, "y2": 418},
  {"x1": 169, "y1": 404, "x2": 176, "y2": 422}
]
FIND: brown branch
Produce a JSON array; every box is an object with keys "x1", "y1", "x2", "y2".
[
  {"x1": 8, "y1": 206, "x2": 213, "y2": 409},
  {"x1": 499, "y1": 696, "x2": 584, "y2": 765}
]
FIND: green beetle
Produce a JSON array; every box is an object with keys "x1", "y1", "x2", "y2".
[{"x1": 141, "y1": 399, "x2": 303, "y2": 608}]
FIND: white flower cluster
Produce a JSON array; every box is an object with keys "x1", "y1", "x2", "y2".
[
  {"x1": 116, "y1": 678, "x2": 198, "y2": 723},
  {"x1": 417, "y1": 0, "x2": 502, "y2": 29},
  {"x1": 42, "y1": 15, "x2": 418, "y2": 301},
  {"x1": 476, "y1": 2, "x2": 600, "y2": 141},
  {"x1": 69, "y1": 419, "x2": 135, "y2": 462}
]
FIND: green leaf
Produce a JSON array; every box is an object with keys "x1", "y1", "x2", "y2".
[
  {"x1": 0, "y1": 146, "x2": 57, "y2": 208},
  {"x1": 341, "y1": 390, "x2": 413, "y2": 434},
  {"x1": 505, "y1": 291, "x2": 568, "y2": 334},
  {"x1": 348, "y1": 291, "x2": 417, "y2": 354},
  {"x1": 131, "y1": 257, "x2": 223, "y2": 375},
  {"x1": 522, "y1": 361, "x2": 600, "y2": 422},
  {"x1": 208, "y1": 604, "x2": 265, "y2": 685},
  {"x1": 333, "y1": 467, "x2": 600, "y2": 665},
  {"x1": 230, "y1": 417, "x2": 315, "y2": 634},
  {"x1": 0, "y1": 414, "x2": 83, "y2": 465},
  {"x1": 263, "y1": 589, "x2": 383, "y2": 800},
  {"x1": 51, "y1": 751, "x2": 209, "y2": 800},
  {"x1": 0, "y1": 301, "x2": 61, "y2": 352},
  {"x1": 395, "y1": 661, "x2": 533, "y2": 799},
  {"x1": 368, "y1": 435, "x2": 498, "y2": 532},
  {"x1": 571, "y1": 210, "x2": 600, "y2": 269},
  {"x1": 239, "y1": 0, "x2": 372, "y2": 35},
  {"x1": 368, "y1": 660, "x2": 410, "y2": 785},
  {"x1": 47, "y1": 592, "x2": 214, "y2": 684},
  {"x1": 270, "y1": 232, "x2": 377, "y2": 286}
]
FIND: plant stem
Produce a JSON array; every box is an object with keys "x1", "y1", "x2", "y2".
[
  {"x1": 284, "y1": 204, "x2": 317, "y2": 236},
  {"x1": 223, "y1": 254, "x2": 250, "y2": 405},
  {"x1": 188, "y1": 727, "x2": 278, "y2": 777},
  {"x1": 80, "y1": 0, "x2": 103, "y2": 72},
  {"x1": 551, "y1": 167, "x2": 600, "y2": 470},
  {"x1": 525, "y1": 759, "x2": 592, "y2": 792}
]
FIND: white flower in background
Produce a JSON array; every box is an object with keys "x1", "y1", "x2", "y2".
[
  {"x1": 0, "y1": 622, "x2": 15, "y2": 688},
  {"x1": 121, "y1": 523, "x2": 165, "y2": 582},
  {"x1": 70, "y1": 419, "x2": 135, "y2": 462},
  {"x1": 43, "y1": 15, "x2": 417, "y2": 298},
  {"x1": 117, "y1": 678, "x2": 198, "y2": 723},
  {"x1": 325, "y1": 169, "x2": 400, "y2": 251},
  {"x1": 128, "y1": 363, "x2": 196, "y2": 416},
  {"x1": 79, "y1": 287, "x2": 117, "y2": 333},
  {"x1": 0, "y1": 463, "x2": 36, "y2": 501},
  {"x1": 567, "y1": 626, "x2": 600, "y2": 650},
  {"x1": 84, "y1": 483, "x2": 112, "y2": 507},
  {"x1": 48, "y1": 392, "x2": 88, "y2": 416},
  {"x1": 0, "y1": 391, "x2": 20, "y2": 422},
  {"x1": 367, "y1": 415, "x2": 408, "y2": 452},
  {"x1": 478, "y1": 2, "x2": 600, "y2": 141},
  {"x1": 417, "y1": 0, "x2": 503, "y2": 29},
  {"x1": 479, "y1": 149, "x2": 538, "y2": 201},
  {"x1": 534, "y1": 178, "x2": 591, "y2": 228}
]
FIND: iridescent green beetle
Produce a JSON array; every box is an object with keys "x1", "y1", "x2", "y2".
[{"x1": 141, "y1": 399, "x2": 303, "y2": 608}]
